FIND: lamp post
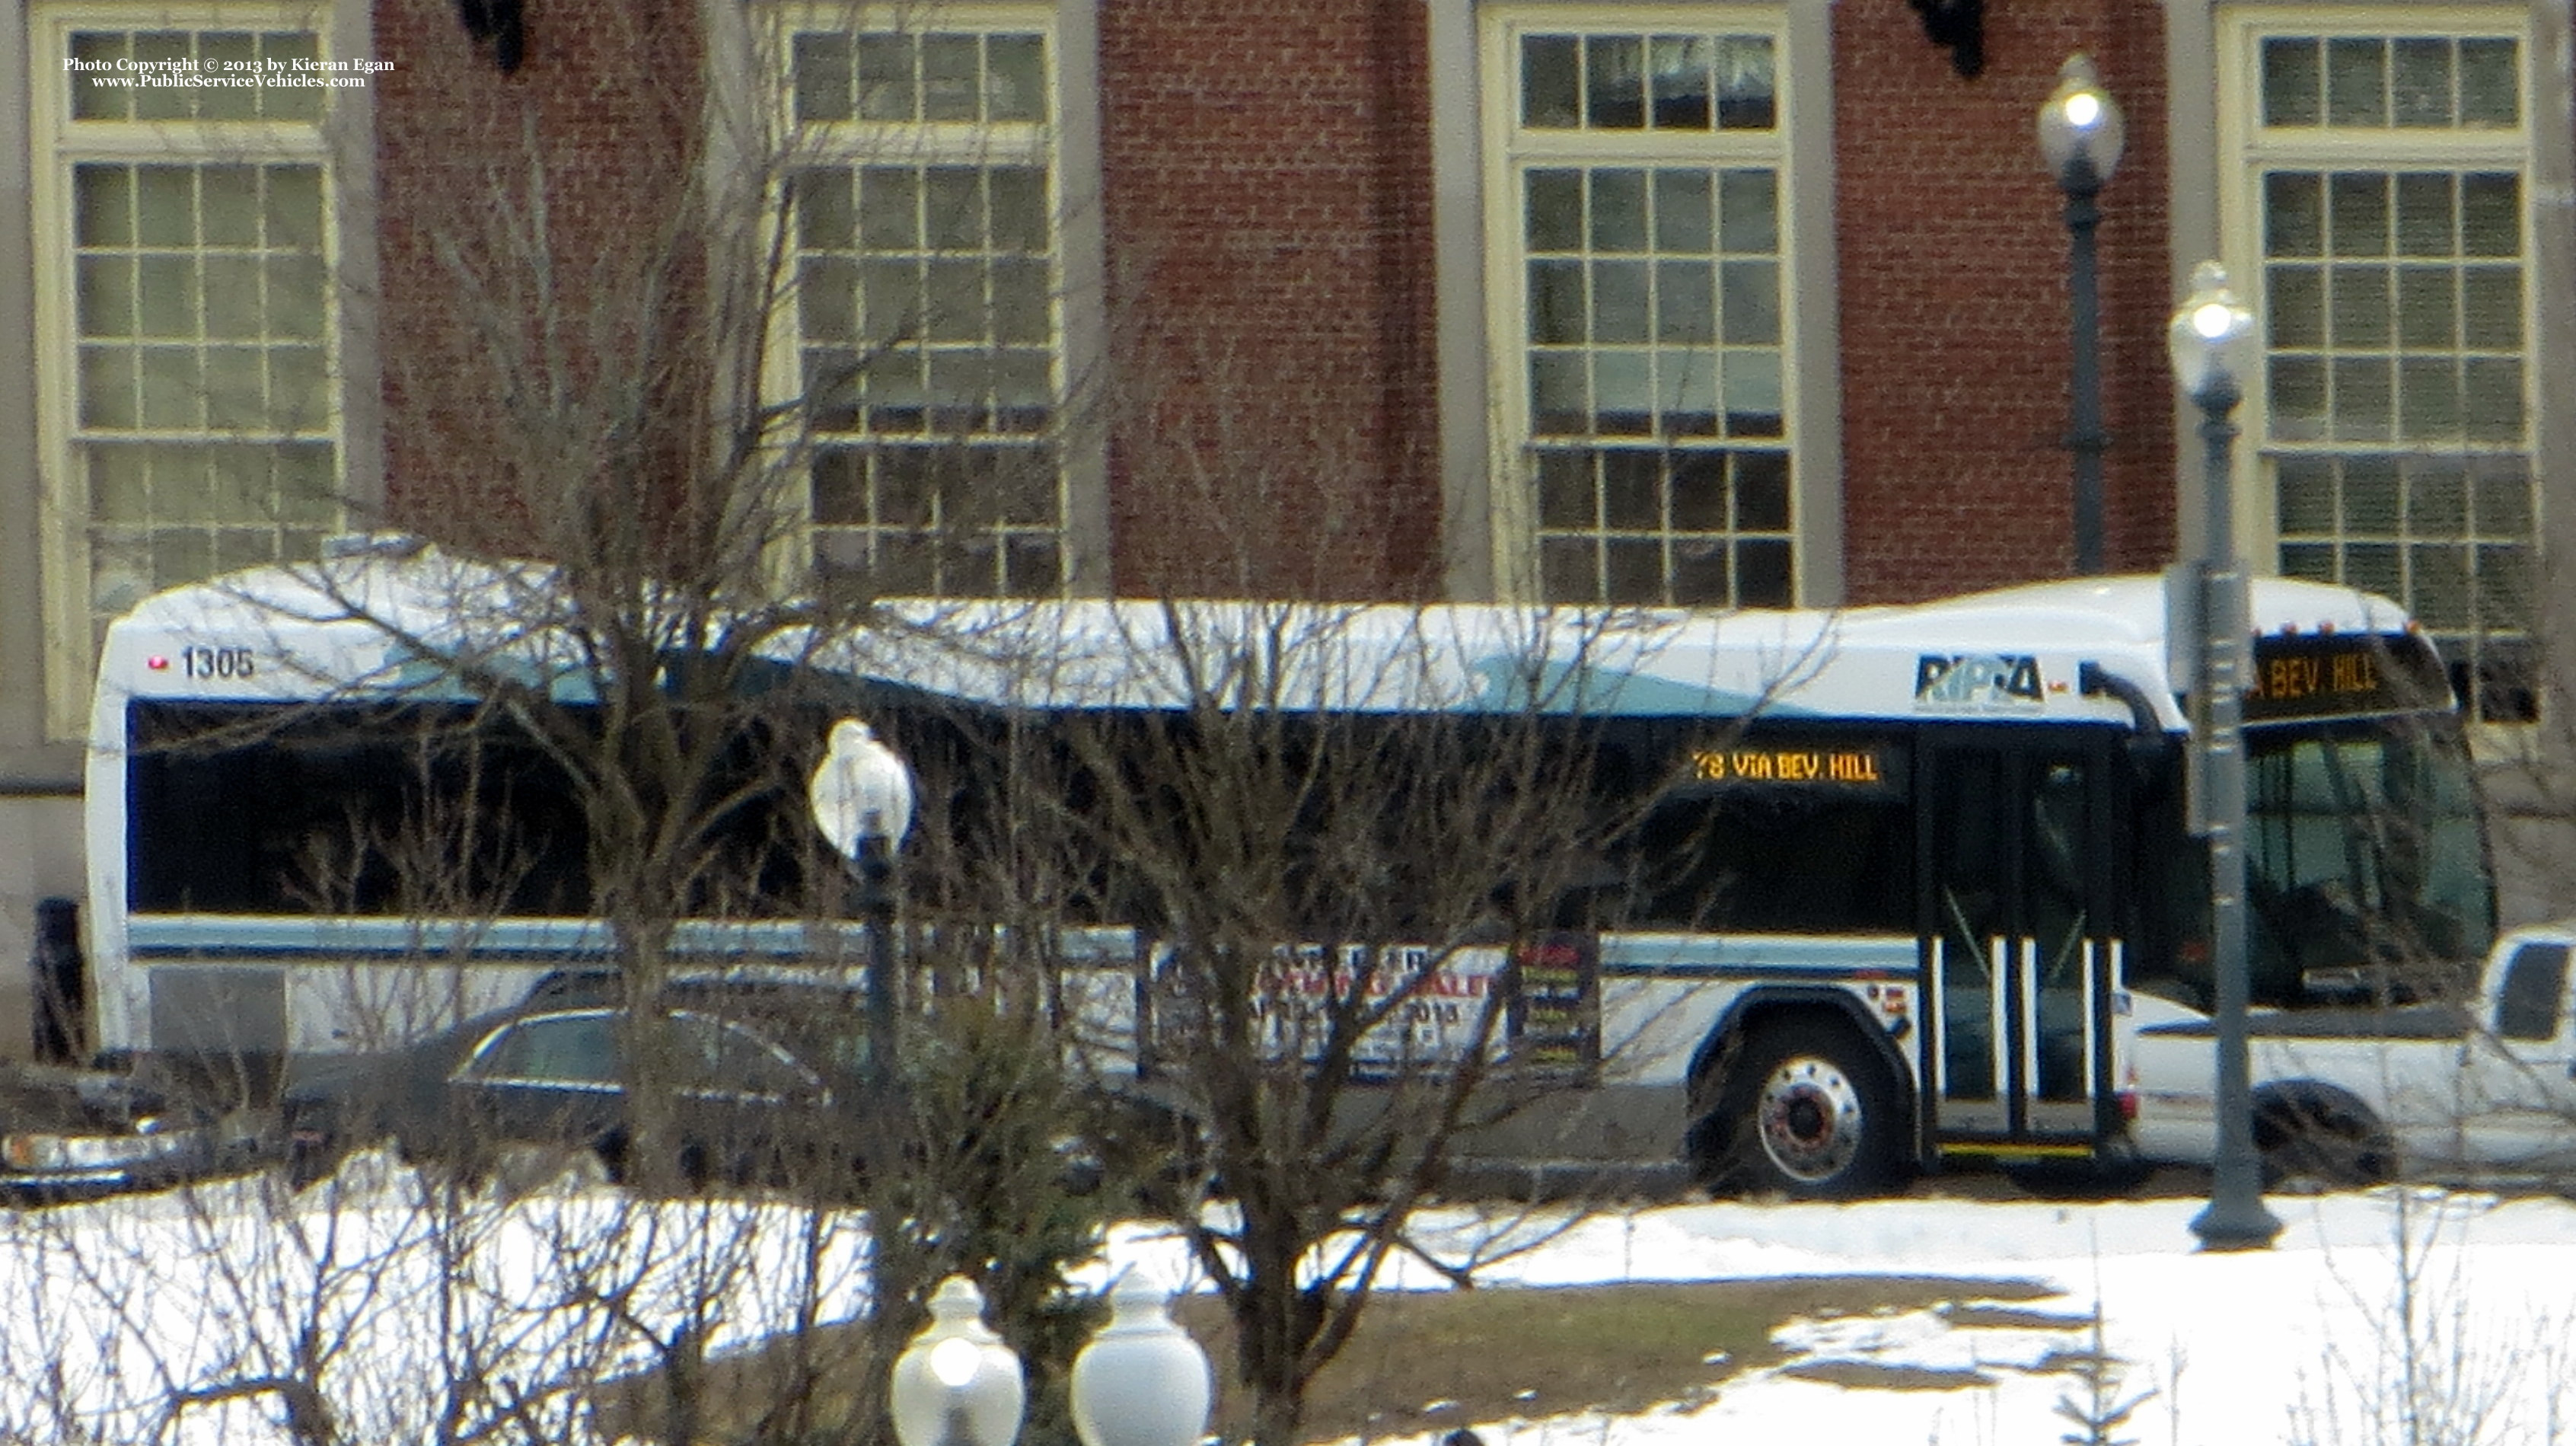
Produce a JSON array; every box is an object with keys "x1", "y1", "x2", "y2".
[
  {"x1": 891, "y1": 1277, "x2": 1027, "y2": 1446},
  {"x1": 2167, "y1": 262, "x2": 2284, "y2": 1253},
  {"x1": 2038, "y1": 53, "x2": 2125, "y2": 576},
  {"x1": 809, "y1": 717, "x2": 915, "y2": 1094}
]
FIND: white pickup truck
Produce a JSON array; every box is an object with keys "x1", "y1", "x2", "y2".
[{"x1": 2126, "y1": 922, "x2": 2576, "y2": 1186}]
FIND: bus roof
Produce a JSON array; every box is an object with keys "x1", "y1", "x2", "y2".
[{"x1": 95, "y1": 549, "x2": 2434, "y2": 732}]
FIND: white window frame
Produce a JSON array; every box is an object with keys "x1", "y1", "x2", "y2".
[
  {"x1": 1476, "y1": 1, "x2": 1829, "y2": 608},
  {"x1": 27, "y1": 0, "x2": 347, "y2": 740},
  {"x1": 2214, "y1": 4, "x2": 2541, "y2": 716},
  {"x1": 759, "y1": 1, "x2": 1076, "y2": 600}
]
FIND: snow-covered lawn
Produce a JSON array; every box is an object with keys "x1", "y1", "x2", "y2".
[
  {"x1": 8, "y1": 1154, "x2": 2575, "y2": 1446},
  {"x1": 0, "y1": 1153, "x2": 875, "y2": 1446},
  {"x1": 1191, "y1": 1189, "x2": 2576, "y2": 1446}
]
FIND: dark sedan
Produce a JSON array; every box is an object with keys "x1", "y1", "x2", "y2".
[
  {"x1": 283, "y1": 996, "x2": 863, "y2": 1192},
  {"x1": 282, "y1": 972, "x2": 1206, "y2": 1202}
]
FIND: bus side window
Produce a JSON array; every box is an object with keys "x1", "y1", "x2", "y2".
[{"x1": 1610, "y1": 787, "x2": 1914, "y2": 934}]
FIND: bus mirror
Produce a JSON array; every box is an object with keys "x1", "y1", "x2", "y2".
[{"x1": 2076, "y1": 662, "x2": 2159, "y2": 736}]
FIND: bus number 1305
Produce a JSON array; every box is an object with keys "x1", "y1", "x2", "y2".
[{"x1": 180, "y1": 646, "x2": 257, "y2": 680}]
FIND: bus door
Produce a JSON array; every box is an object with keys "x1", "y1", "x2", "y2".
[{"x1": 1919, "y1": 729, "x2": 2121, "y2": 1147}]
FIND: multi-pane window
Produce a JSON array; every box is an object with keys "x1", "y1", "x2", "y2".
[
  {"x1": 787, "y1": 16, "x2": 1062, "y2": 598},
  {"x1": 2240, "y1": 24, "x2": 2536, "y2": 718},
  {"x1": 33, "y1": 13, "x2": 342, "y2": 735},
  {"x1": 1490, "y1": 21, "x2": 1794, "y2": 607}
]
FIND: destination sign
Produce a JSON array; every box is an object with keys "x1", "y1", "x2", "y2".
[
  {"x1": 2243, "y1": 634, "x2": 2451, "y2": 723},
  {"x1": 1685, "y1": 739, "x2": 1905, "y2": 793}
]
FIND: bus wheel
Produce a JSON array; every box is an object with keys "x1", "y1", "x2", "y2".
[{"x1": 1700, "y1": 1019, "x2": 1899, "y2": 1199}]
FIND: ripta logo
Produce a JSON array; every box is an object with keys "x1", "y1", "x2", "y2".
[{"x1": 1914, "y1": 654, "x2": 2045, "y2": 710}]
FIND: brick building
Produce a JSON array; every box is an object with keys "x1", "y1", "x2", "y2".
[{"x1": 3, "y1": 0, "x2": 2571, "y2": 1043}]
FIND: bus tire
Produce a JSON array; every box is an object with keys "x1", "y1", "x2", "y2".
[{"x1": 1696, "y1": 1017, "x2": 1901, "y2": 1199}]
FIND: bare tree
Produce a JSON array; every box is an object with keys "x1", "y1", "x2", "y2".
[
  {"x1": 40, "y1": 8, "x2": 1844, "y2": 1446},
  {"x1": 38, "y1": 2, "x2": 1151, "y2": 1441},
  {"x1": 1073, "y1": 612, "x2": 1613, "y2": 1446},
  {"x1": 843, "y1": 576, "x2": 1748, "y2": 1446}
]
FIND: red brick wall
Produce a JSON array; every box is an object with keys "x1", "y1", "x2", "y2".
[
  {"x1": 1835, "y1": 0, "x2": 2176, "y2": 603},
  {"x1": 362, "y1": 0, "x2": 2196, "y2": 606},
  {"x1": 372, "y1": 0, "x2": 708, "y2": 557},
  {"x1": 1097, "y1": 0, "x2": 1439, "y2": 600}
]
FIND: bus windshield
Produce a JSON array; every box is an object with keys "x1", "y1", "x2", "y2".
[{"x1": 2243, "y1": 717, "x2": 2494, "y2": 1004}]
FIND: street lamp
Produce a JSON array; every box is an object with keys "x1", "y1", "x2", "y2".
[
  {"x1": 2038, "y1": 53, "x2": 2125, "y2": 576},
  {"x1": 891, "y1": 1276, "x2": 1027, "y2": 1446},
  {"x1": 809, "y1": 717, "x2": 916, "y2": 1092},
  {"x1": 2166, "y1": 261, "x2": 2283, "y2": 1253},
  {"x1": 1070, "y1": 1267, "x2": 1215, "y2": 1446}
]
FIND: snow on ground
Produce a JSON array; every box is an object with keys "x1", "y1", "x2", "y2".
[
  {"x1": 1093, "y1": 1189, "x2": 2576, "y2": 1446},
  {"x1": 6, "y1": 1159, "x2": 2576, "y2": 1446},
  {"x1": 0, "y1": 1151, "x2": 875, "y2": 1446}
]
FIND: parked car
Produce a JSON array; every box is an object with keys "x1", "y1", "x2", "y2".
[
  {"x1": 2, "y1": 970, "x2": 630, "y2": 1203},
  {"x1": 0, "y1": 1065, "x2": 237, "y2": 1202},
  {"x1": 280, "y1": 973, "x2": 1200, "y2": 1200},
  {"x1": 282, "y1": 998, "x2": 858, "y2": 1192}
]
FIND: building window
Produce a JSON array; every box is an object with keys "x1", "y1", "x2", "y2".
[
  {"x1": 784, "y1": 9, "x2": 1063, "y2": 598},
  {"x1": 30, "y1": 8, "x2": 343, "y2": 736},
  {"x1": 1484, "y1": 11, "x2": 1797, "y2": 607},
  {"x1": 2228, "y1": 16, "x2": 2537, "y2": 720}
]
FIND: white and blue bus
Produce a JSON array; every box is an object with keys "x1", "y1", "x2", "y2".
[{"x1": 80, "y1": 547, "x2": 2495, "y2": 1192}]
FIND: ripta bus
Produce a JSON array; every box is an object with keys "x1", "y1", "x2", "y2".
[{"x1": 74, "y1": 545, "x2": 2495, "y2": 1195}]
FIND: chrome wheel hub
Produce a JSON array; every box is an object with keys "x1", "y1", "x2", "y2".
[{"x1": 1755, "y1": 1055, "x2": 1863, "y2": 1183}]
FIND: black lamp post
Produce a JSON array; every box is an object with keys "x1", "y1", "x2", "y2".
[
  {"x1": 2038, "y1": 54, "x2": 2124, "y2": 576},
  {"x1": 809, "y1": 718, "x2": 915, "y2": 1096},
  {"x1": 856, "y1": 828, "x2": 901, "y2": 1094},
  {"x1": 2168, "y1": 262, "x2": 2284, "y2": 1253}
]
